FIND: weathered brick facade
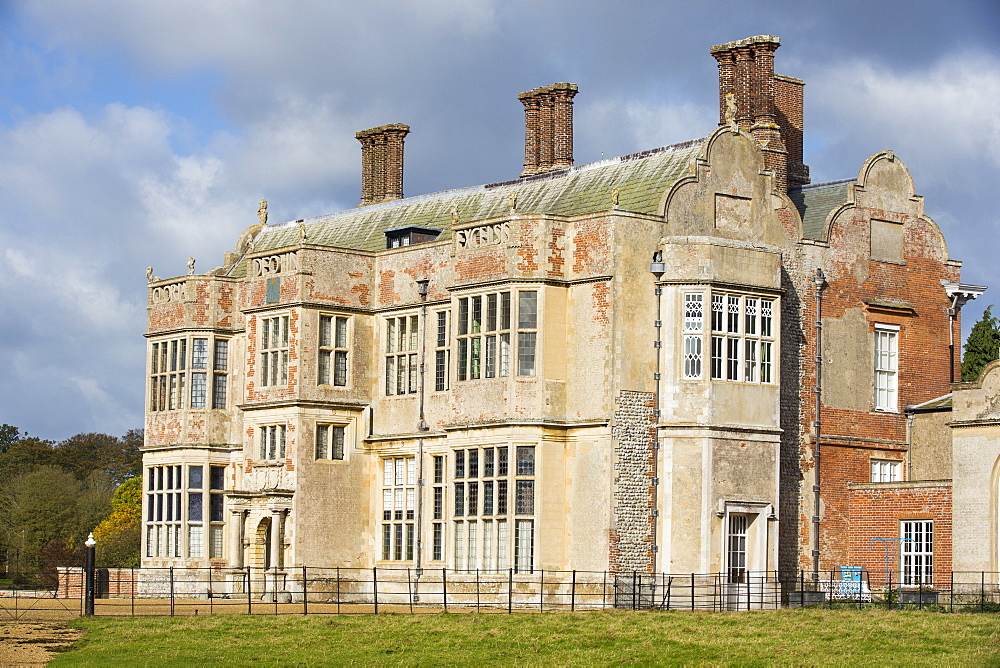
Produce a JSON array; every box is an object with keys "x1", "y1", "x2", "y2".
[
  {"x1": 848, "y1": 482, "x2": 952, "y2": 588},
  {"x1": 140, "y1": 35, "x2": 977, "y2": 595}
]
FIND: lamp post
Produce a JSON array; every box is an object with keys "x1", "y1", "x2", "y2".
[{"x1": 84, "y1": 532, "x2": 96, "y2": 616}]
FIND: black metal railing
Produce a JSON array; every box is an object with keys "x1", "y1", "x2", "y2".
[{"x1": 2, "y1": 567, "x2": 998, "y2": 620}]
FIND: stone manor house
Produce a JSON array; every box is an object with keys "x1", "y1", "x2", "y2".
[{"x1": 142, "y1": 35, "x2": 997, "y2": 594}]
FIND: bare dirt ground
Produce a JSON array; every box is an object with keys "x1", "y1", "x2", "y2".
[{"x1": 0, "y1": 623, "x2": 80, "y2": 666}]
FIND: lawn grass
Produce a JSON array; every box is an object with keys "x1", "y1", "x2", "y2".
[{"x1": 54, "y1": 609, "x2": 1000, "y2": 666}]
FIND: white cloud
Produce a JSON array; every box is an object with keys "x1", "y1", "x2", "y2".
[
  {"x1": 809, "y1": 50, "x2": 1000, "y2": 174},
  {"x1": 576, "y1": 98, "x2": 714, "y2": 160}
]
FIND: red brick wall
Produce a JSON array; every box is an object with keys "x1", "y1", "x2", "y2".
[
  {"x1": 794, "y1": 199, "x2": 958, "y2": 572},
  {"x1": 847, "y1": 483, "x2": 952, "y2": 588}
]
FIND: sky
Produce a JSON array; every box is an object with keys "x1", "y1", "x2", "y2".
[{"x1": 0, "y1": 1, "x2": 998, "y2": 441}]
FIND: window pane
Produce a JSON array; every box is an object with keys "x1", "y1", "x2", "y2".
[
  {"x1": 332, "y1": 426, "x2": 345, "y2": 460},
  {"x1": 210, "y1": 494, "x2": 223, "y2": 522},
  {"x1": 335, "y1": 316, "x2": 348, "y2": 348},
  {"x1": 515, "y1": 480, "x2": 534, "y2": 515},
  {"x1": 517, "y1": 332, "x2": 536, "y2": 377},
  {"x1": 334, "y1": 351, "x2": 348, "y2": 386},
  {"x1": 518, "y1": 291, "x2": 537, "y2": 329},
  {"x1": 188, "y1": 466, "x2": 203, "y2": 489},
  {"x1": 316, "y1": 425, "x2": 329, "y2": 459},
  {"x1": 683, "y1": 335, "x2": 702, "y2": 379},
  {"x1": 212, "y1": 374, "x2": 227, "y2": 409},
  {"x1": 210, "y1": 465, "x2": 225, "y2": 490},
  {"x1": 214, "y1": 340, "x2": 228, "y2": 371},
  {"x1": 437, "y1": 311, "x2": 447, "y2": 347},
  {"x1": 435, "y1": 350, "x2": 447, "y2": 391},
  {"x1": 190, "y1": 372, "x2": 207, "y2": 408},
  {"x1": 468, "y1": 449, "x2": 479, "y2": 478},
  {"x1": 516, "y1": 446, "x2": 534, "y2": 476},
  {"x1": 188, "y1": 492, "x2": 203, "y2": 522},
  {"x1": 684, "y1": 294, "x2": 703, "y2": 331},
  {"x1": 497, "y1": 480, "x2": 508, "y2": 515}
]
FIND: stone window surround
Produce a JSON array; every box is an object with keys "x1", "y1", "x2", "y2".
[
  {"x1": 679, "y1": 289, "x2": 776, "y2": 384},
  {"x1": 874, "y1": 323, "x2": 899, "y2": 413},
  {"x1": 149, "y1": 334, "x2": 230, "y2": 411},
  {"x1": 318, "y1": 313, "x2": 349, "y2": 387}
]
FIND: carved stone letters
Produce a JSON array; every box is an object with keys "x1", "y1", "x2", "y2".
[{"x1": 455, "y1": 221, "x2": 510, "y2": 250}]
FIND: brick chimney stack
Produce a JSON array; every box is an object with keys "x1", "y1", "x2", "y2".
[
  {"x1": 710, "y1": 36, "x2": 809, "y2": 192},
  {"x1": 356, "y1": 123, "x2": 410, "y2": 206},
  {"x1": 519, "y1": 83, "x2": 578, "y2": 177}
]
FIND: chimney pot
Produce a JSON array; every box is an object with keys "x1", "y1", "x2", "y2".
[
  {"x1": 710, "y1": 36, "x2": 807, "y2": 194},
  {"x1": 519, "y1": 82, "x2": 578, "y2": 177},
  {"x1": 356, "y1": 123, "x2": 410, "y2": 206}
]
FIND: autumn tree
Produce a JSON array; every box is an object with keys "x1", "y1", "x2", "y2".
[
  {"x1": 93, "y1": 476, "x2": 143, "y2": 567},
  {"x1": 0, "y1": 466, "x2": 114, "y2": 577},
  {"x1": 0, "y1": 427, "x2": 142, "y2": 576},
  {"x1": 962, "y1": 306, "x2": 1000, "y2": 381}
]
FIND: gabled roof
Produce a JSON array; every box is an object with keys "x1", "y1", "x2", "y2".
[
  {"x1": 229, "y1": 139, "x2": 706, "y2": 277},
  {"x1": 789, "y1": 178, "x2": 854, "y2": 241}
]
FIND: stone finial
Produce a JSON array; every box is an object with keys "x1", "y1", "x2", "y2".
[
  {"x1": 187, "y1": 257, "x2": 196, "y2": 275},
  {"x1": 508, "y1": 193, "x2": 517, "y2": 212},
  {"x1": 450, "y1": 204, "x2": 459, "y2": 225},
  {"x1": 298, "y1": 221, "x2": 307, "y2": 242},
  {"x1": 611, "y1": 187, "x2": 620, "y2": 208},
  {"x1": 258, "y1": 199, "x2": 268, "y2": 225},
  {"x1": 146, "y1": 266, "x2": 154, "y2": 283},
  {"x1": 724, "y1": 92, "x2": 738, "y2": 127}
]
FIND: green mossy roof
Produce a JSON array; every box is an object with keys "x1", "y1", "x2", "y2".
[
  {"x1": 908, "y1": 393, "x2": 953, "y2": 412},
  {"x1": 229, "y1": 139, "x2": 706, "y2": 277},
  {"x1": 789, "y1": 178, "x2": 854, "y2": 241}
]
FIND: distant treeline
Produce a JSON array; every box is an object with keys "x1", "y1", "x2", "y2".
[{"x1": 0, "y1": 425, "x2": 143, "y2": 583}]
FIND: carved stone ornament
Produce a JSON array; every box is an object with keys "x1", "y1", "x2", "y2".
[
  {"x1": 450, "y1": 204, "x2": 460, "y2": 225},
  {"x1": 187, "y1": 257, "x2": 196, "y2": 275},
  {"x1": 146, "y1": 266, "x2": 154, "y2": 283},
  {"x1": 508, "y1": 193, "x2": 517, "y2": 212},
  {"x1": 258, "y1": 198, "x2": 268, "y2": 225},
  {"x1": 611, "y1": 187, "x2": 620, "y2": 208},
  {"x1": 724, "y1": 92, "x2": 738, "y2": 127}
]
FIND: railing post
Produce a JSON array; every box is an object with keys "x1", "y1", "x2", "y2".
[
  {"x1": 691, "y1": 573, "x2": 695, "y2": 611},
  {"x1": 407, "y1": 568, "x2": 414, "y2": 614},
  {"x1": 540, "y1": 569, "x2": 544, "y2": 612},
  {"x1": 247, "y1": 567, "x2": 252, "y2": 615},
  {"x1": 131, "y1": 567, "x2": 136, "y2": 617},
  {"x1": 373, "y1": 567, "x2": 378, "y2": 615},
  {"x1": 476, "y1": 568, "x2": 481, "y2": 611},
  {"x1": 949, "y1": 570, "x2": 954, "y2": 613},
  {"x1": 632, "y1": 570, "x2": 637, "y2": 610},
  {"x1": 302, "y1": 566, "x2": 308, "y2": 616},
  {"x1": 982, "y1": 571, "x2": 986, "y2": 612},
  {"x1": 169, "y1": 567, "x2": 175, "y2": 617},
  {"x1": 84, "y1": 538, "x2": 96, "y2": 617},
  {"x1": 571, "y1": 570, "x2": 576, "y2": 612},
  {"x1": 208, "y1": 566, "x2": 213, "y2": 615},
  {"x1": 443, "y1": 567, "x2": 448, "y2": 613},
  {"x1": 507, "y1": 568, "x2": 512, "y2": 614},
  {"x1": 336, "y1": 567, "x2": 341, "y2": 615}
]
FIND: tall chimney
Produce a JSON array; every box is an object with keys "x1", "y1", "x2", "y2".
[
  {"x1": 775, "y1": 75, "x2": 809, "y2": 187},
  {"x1": 710, "y1": 36, "x2": 807, "y2": 193},
  {"x1": 519, "y1": 82, "x2": 578, "y2": 177},
  {"x1": 356, "y1": 123, "x2": 410, "y2": 206}
]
